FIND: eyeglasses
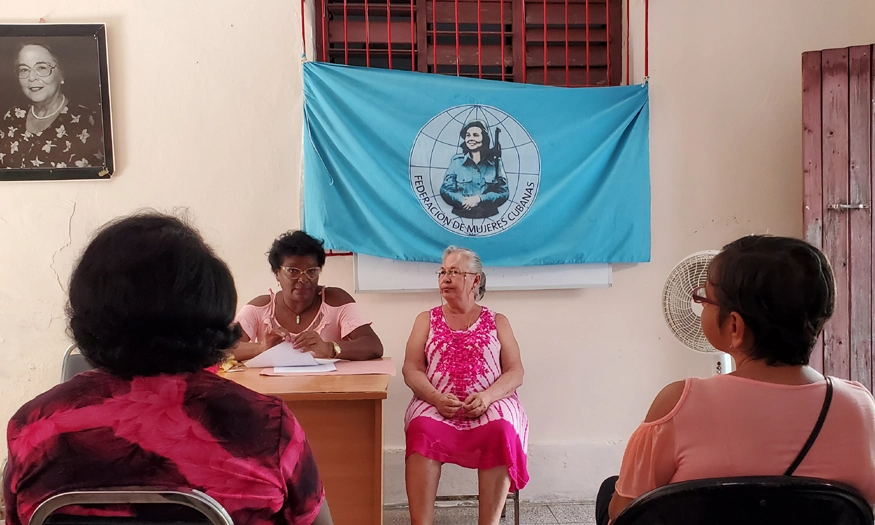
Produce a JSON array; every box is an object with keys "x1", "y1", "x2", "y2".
[
  {"x1": 279, "y1": 266, "x2": 322, "y2": 280},
  {"x1": 691, "y1": 285, "x2": 719, "y2": 306},
  {"x1": 17, "y1": 62, "x2": 57, "y2": 79},
  {"x1": 436, "y1": 269, "x2": 476, "y2": 279}
]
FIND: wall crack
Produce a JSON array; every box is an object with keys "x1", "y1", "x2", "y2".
[{"x1": 51, "y1": 202, "x2": 77, "y2": 294}]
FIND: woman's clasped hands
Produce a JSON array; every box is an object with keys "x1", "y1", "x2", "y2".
[{"x1": 433, "y1": 391, "x2": 491, "y2": 419}]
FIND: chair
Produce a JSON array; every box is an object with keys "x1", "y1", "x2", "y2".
[
  {"x1": 60, "y1": 344, "x2": 94, "y2": 383},
  {"x1": 28, "y1": 487, "x2": 234, "y2": 525},
  {"x1": 434, "y1": 489, "x2": 520, "y2": 525},
  {"x1": 612, "y1": 476, "x2": 873, "y2": 525}
]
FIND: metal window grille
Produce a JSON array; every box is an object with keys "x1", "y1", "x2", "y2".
[{"x1": 313, "y1": 0, "x2": 623, "y2": 86}]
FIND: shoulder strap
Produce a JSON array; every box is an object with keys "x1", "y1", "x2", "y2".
[{"x1": 784, "y1": 376, "x2": 834, "y2": 476}]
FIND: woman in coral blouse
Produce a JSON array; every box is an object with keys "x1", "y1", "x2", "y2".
[
  {"x1": 596, "y1": 235, "x2": 875, "y2": 525},
  {"x1": 232, "y1": 230, "x2": 383, "y2": 362}
]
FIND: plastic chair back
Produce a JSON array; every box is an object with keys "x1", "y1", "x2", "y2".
[{"x1": 612, "y1": 476, "x2": 873, "y2": 525}]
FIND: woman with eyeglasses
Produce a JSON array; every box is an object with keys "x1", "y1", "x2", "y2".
[
  {"x1": 402, "y1": 246, "x2": 528, "y2": 525},
  {"x1": 0, "y1": 41, "x2": 104, "y2": 169},
  {"x1": 595, "y1": 235, "x2": 875, "y2": 525},
  {"x1": 232, "y1": 230, "x2": 383, "y2": 361}
]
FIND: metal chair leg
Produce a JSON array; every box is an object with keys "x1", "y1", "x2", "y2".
[{"x1": 513, "y1": 489, "x2": 520, "y2": 525}]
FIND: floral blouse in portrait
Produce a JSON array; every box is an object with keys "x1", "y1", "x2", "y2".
[{"x1": 0, "y1": 102, "x2": 105, "y2": 169}]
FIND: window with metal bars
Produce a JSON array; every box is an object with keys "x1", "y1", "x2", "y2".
[{"x1": 313, "y1": 0, "x2": 622, "y2": 86}]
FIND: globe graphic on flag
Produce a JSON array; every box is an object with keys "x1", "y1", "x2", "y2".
[{"x1": 409, "y1": 104, "x2": 541, "y2": 238}]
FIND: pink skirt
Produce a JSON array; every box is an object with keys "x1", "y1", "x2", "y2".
[{"x1": 406, "y1": 416, "x2": 529, "y2": 490}]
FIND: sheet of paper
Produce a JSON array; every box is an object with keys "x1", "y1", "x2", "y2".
[
  {"x1": 272, "y1": 362, "x2": 337, "y2": 374},
  {"x1": 244, "y1": 342, "x2": 320, "y2": 368},
  {"x1": 260, "y1": 357, "x2": 396, "y2": 377}
]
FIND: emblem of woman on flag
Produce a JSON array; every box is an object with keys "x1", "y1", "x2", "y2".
[{"x1": 409, "y1": 105, "x2": 541, "y2": 238}]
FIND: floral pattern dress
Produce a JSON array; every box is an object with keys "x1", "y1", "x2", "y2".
[
  {"x1": 404, "y1": 306, "x2": 529, "y2": 489},
  {"x1": 0, "y1": 102, "x2": 105, "y2": 169}
]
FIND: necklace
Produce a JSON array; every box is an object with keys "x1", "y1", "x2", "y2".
[
  {"x1": 31, "y1": 95, "x2": 66, "y2": 120},
  {"x1": 281, "y1": 289, "x2": 320, "y2": 324}
]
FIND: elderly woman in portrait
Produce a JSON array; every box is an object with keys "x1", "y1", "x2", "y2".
[
  {"x1": 232, "y1": 230, "x2": 383, "y2": 361},
  {"x1": 596, "y1": 235, "x2": 875, "y2": 525},
  {"x1": 0, "y1": 42, "x2": 104, "y2": 169},
  {"x1": 3, "y1": 213, "x2": 332, "y2": 525},
  {"x1": 403, "y1": 246, "x2": 528, "y2": 525},
  {"x1": 440, "y1": 121, "x2": 509, "y2": 219}
]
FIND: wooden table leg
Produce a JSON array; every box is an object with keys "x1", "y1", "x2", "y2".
[{"x1": 286, "y1": 399, "x2": 383, "y2": 525}]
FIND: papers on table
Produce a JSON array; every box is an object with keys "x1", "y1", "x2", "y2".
[
  {"x1": 274, "y1": 359, "x2": 338, "y2": 374},
  {"x1": 245, "y1": 342, "x2": 321, "y2": 368},
  {"x1": 261, "y1": 357, "x2": 396, "y2": 376}
]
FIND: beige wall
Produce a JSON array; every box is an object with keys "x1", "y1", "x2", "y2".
[{"x1": 1, "y1": 0, "x2": 874, "y2": 503}]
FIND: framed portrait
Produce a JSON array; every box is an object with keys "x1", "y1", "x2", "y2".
[{"x1": 0, "y1": 24, "x2": 113, "y2": 181}]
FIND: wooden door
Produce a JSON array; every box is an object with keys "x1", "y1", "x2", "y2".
[{"x1": 802, "y1": 45, "x2": 874, "y2": 391}]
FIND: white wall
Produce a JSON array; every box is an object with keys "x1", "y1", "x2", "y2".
[{"x1": 2, "y1": 0, "x2": 875, "y2": 504}]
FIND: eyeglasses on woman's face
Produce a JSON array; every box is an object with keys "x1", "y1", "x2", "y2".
[
  {"x1": 17, "y1": 62, "x2": 57, "y2": 79},
  {"x1": 436, "y1": 269, "x2": 475, "y2": 279},
  {"x1": 691, "y1": 285, "x2": 719, "y2": 306},
  {"x1": 279, "y1": 266, "x2": 322, "y2": 280}
]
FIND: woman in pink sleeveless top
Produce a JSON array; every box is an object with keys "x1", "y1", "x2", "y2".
[
  {"x1": 597, "y1": 235, "x2": 875, "y2": 525},
  {"x1": 403, "y1": 246, "x2": 528, "y2": 525},
  {"x1": 232, "y1": 230, "x2": 382, "y2": 362}
]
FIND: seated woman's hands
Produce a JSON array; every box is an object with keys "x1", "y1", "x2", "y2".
[
  {"x1": 431, "y1": 392, "x2": 492, "y2": 419},
  {"x1": 293, "y1": 330, "x2": 334, "y2": 358},
  {"x1": 433, "y1": 393, "x2": 464, "y2": 418},
  {"x1": 462, "y1": 392, "x2": 491, "y2": 418},
  {"x1": 262, "y1": 329, "x2": 286, "y2": 351}
]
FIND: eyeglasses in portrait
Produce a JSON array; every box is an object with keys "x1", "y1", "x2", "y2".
[{"x1": 0, "y1": 24, "x2": 113, "y2": 181}]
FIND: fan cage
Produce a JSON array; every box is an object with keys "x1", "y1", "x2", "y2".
[{"x1": 662, "y1": 251, "x2": 719, "y2": 353}]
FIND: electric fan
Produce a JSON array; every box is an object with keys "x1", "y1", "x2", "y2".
[{"x1": 662, "y1": 250, "x2": 734, "y2": 374}]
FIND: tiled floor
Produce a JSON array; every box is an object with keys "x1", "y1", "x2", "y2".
[{"x1": 384, "y1": 501, "x2": 597, "y2": 525}]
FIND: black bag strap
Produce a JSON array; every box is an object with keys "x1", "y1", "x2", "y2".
[{"x1": 784, "y1": 376, "x2": 834, "y2": 476}]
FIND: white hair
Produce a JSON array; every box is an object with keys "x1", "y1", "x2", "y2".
[{"x1": 442, "y1": 245, "x2": 486, "y2": 300}]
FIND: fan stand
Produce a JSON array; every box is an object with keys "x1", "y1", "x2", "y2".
[{"x1": 714, "y1": 352, "x2": 735, "y2": 375}]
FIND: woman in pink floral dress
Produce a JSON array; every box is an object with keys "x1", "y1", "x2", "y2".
[{"x1": 403, "y1": 246, "x2": 528, "y2": 525}]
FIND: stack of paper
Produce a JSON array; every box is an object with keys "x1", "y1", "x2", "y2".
[{"x1": 245, "y1": 342, "x2": 337, "y2": 373}]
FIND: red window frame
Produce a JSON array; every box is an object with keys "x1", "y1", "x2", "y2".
[{"x1": 312, "y1": 0, "x2": 623, "y2": 87}]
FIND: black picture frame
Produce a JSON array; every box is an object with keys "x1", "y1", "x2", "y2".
[{"x1": 0, "y1": 24, "x2": 113, "y2": 181}]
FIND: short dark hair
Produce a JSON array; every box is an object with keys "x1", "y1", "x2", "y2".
[
  {"x1": 459, "y1": 121, "x2": 491, "y2": 153},
  {"x1": 709, "y1": 235, "x2": 835, "y2": 366},
  {"x1": 267, "y1": 230, "x2": 326, "y2": 271},
  {"x1": 67, "y1": 212, "x2": 241, "y2": 379}
]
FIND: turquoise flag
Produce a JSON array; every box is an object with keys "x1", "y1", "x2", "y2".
[{"x1": 303, "y1": 62, "x2": 650, "y2": 266}]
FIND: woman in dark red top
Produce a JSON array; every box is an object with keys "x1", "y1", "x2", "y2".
[{"x1": 3, "y1": 213, "x2": 333, "y2": 525}]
